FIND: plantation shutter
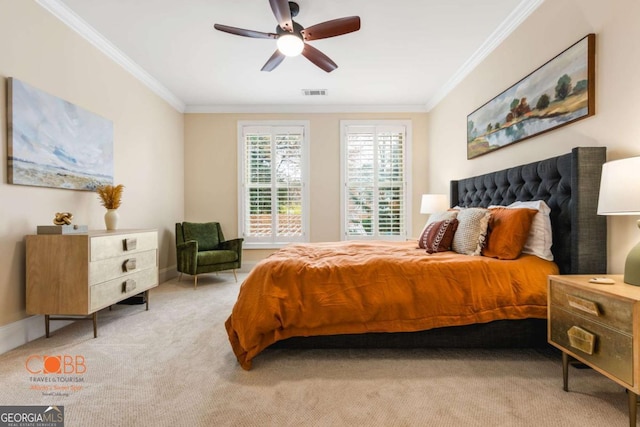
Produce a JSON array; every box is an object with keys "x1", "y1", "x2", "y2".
[
  {"x1": 241, "y1": 125, "x2": 307, "y2": 245},
  {"x1": 343, "y1": 124, "x2": 408, "y2": 240}
]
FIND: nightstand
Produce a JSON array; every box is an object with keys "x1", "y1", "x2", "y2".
[{"x1": 548, "y1": 274, "x2": 640, "y2": 427}]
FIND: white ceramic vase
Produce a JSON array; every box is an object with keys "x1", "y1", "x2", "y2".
[{"x1": 104, "y1": 209, "x2": 119, "y2": 230}]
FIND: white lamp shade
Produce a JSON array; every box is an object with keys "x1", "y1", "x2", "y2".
[
  {"x1": 277, "y1": 34, "x2": 304, "y2": 57},
  {"x1": 597, "y1": 156, "x2": 640, "y2": 215},
  {"x1": 420, "y1": 194, "x2": 448, "y2": 214}
]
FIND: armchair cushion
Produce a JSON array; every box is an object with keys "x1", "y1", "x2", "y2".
[
  {"x1": 198, "y1": 250, "x2": 238, "y2": 266},
  {"x1": 183, "y1": 222, "x2": 219, "y2": 251}
]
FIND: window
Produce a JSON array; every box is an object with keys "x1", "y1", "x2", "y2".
[
  {"x1": 340, "y1": 121, "x2": 411, "y2": 241},
  {"x1": 238, "y1": 121, "x2": 309, "y2": 248}
]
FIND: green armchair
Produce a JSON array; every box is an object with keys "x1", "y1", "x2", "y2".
[{"x1": 175, "y1": 222, "x2": 243, "y2": 289}]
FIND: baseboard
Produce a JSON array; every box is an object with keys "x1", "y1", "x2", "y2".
[
  {"x1": 162, "y1": 263, "x2": 255, "y2": 277},
  {"x1": 238, "y1": 263, "x2": 253, "y2": 273},
  {"x1": 0, "y1": 315, "x2": 73, "y2": 355},
  {"x1": 160, "y1": 265, "x2": 179, "y2": 283}
]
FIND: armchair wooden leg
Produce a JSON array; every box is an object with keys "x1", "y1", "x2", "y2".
[
  {"x1": 233, "y1": 269, "x2": 238, "y2": 282},
  {"x1": 194, "y1": 275, "x2": 198, "y2": 290}
]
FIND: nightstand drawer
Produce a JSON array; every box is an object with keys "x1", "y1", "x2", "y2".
[
  {"x1": 550, "y1": 281, "x2": 633, "y2": 334},
  {"x1": 549, "y1": 306, "x2": 633, "y2": 385}
]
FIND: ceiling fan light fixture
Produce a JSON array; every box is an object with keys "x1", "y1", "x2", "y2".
[{"x1": 277, "y1": 34, "x2": 304, "y2": 56}]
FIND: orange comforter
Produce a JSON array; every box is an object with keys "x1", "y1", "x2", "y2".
[{"x1": 226, "y1": 240, "x2": 559, "y2": 370}]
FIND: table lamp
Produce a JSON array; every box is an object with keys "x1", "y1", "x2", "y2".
[
  {"x1": 420, "y1": 194, "x2": 449, "y2": 215},
  {"x1": 597, "y1": 156, "x2": 640, "y2": 285}
]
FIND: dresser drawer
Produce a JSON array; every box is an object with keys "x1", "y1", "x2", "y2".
[
  {"x1": 549, "y1": 305, "x2": 633, "y2": 385},
  {"x1": 90, "y1": 231, "x2": 158, "y2": 261},
  {"x1": 550, "y1": 281, "x2": 633, "y2": 334},
  {"x1": 90, "y1": 267, "x2": 158, "y2": 311},
  {"x1": 89, "y1": 249, "x2": 157, "y2": 285}
]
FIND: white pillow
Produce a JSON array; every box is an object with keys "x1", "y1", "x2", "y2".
[{"x1": 505, "y1": 200, "x2": 553, "y2": 261}]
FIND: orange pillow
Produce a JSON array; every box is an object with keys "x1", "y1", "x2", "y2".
[{"x1": 482, "y1": 208, "x2": 538, "y2": 260}]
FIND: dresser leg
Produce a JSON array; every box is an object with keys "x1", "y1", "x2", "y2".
[
  {"x1": 92, "y1": 312, "x2": 98, "y2": 338},
  {"x1": 628, "y1": 390, "x2": 637, "y2": 427},
  {"x1": 562, "y1": 352, "x2": 569, "y2": 392},
  {"x1": 45, "y1": 315, "x2": 50, "y2": 338},
  {"x1": 145, "y1": 290, "x2": 150, "y2": 311}
]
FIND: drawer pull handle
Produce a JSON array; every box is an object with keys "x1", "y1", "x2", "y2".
[
  {"x1": 566, "y1": 294, "x2": 600, "y2": 316},
  {"x1": 123, "y1": 238, "x2": 137, "y2": 251},
  {"x1": 122, "y1": 279, "x2": 137, "y2": 293},
  {"x1": 122, "y1": 258, "x2": 137, "y2": 272},
  {"x1": 567, "y1": 326, "x2": 596, "y2": 355}
]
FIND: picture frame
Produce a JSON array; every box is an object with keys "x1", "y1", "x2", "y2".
[
  {"x1": 7, "y1": 77, "x2": 114, "y2": 190},
  {"x1": 466, "y1": 34, "x2": 595, "y2": 159}
]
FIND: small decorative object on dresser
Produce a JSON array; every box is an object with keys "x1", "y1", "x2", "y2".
[
  {"x1": 37, "y1": 211, "x2": 88, "y2": 234},
  {"x1": 26, "y1": 229, "x2": 158, "y2": 338},
  {"x1": 53, "y1": 211, "x2": 73, "y2": 225},
  {"x1": 548, "y1": 274, "x2": 640, "y2": 426},
  {"x1": 96, "y1": 184, "x2": 124, "y2": 230}
]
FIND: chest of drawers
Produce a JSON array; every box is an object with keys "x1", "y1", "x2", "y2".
[
  {"x1": 26, "y1": 229, "x2": 158, "y2": 338},
  {"x1": 548, "y1": 274, "x2": 640, "y2": 427}
]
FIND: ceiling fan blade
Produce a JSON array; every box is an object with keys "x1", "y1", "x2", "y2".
[
  {"x1": 269, "y1": 0, "x2": 293, "y2": 32},
  {"x1": 214, "y1": 24, "x2": 277, "y2": 39},
  {"x1": 301, "y1": 44, "x2": 338, "y2": 73},
  {"x1": 261, "y1": 50, "x2": 286, "y2": 72},
  {"x1": 301, "y1": 16, "x2": 361, "y2": 41}
]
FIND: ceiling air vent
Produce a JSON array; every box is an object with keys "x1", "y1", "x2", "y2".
[{"x1": 302, "y1": 89, "x2": 328, "y2": 96}]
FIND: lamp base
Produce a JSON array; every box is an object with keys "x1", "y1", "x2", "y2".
[{"x1": 624, "y1": 239, "x2": 640, "y2": 286}]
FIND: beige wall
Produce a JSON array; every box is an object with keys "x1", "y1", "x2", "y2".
[
  {"x1": 184, "y1": 112, "x2": 429, "y2": 264},
  {"x1": 428, "y1": 0, "x2": 640, "y2": 274},
  {"x1": 0, "y1": 1, "x2": 184, "y2": 327}
]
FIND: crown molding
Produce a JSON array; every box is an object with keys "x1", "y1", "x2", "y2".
[
  {"x1": 185, "y1": 104, "x2": 428, "y2": 114},
  {"x1": 36, "y1": 0, "x2": 186, "y2": 113},
  {"x1": 424, "y1": 0, "x2": 544, "y2": 112}
]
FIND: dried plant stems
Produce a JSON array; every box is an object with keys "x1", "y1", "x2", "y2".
[{"x1": 97, "y1": 184, "x2": 124, "y2": 210}]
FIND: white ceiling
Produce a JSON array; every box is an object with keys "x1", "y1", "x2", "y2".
[{"x1": 40, "y1": 0, "x2": 542, "y2": 113}]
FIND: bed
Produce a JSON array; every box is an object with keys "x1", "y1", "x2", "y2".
[{"x1": 226, "y1": 147, "x2": 607, "y2": 370}]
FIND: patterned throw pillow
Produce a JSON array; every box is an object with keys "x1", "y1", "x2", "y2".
[
  {"x1": 418, "y1": 210, "x2": 458, "y2": 241},
  {"x1": 483, "y1": 207, "x2": 538, "y2": 260},
  {"x1": 419, "y1": 219, "x2": 459, "y2": 253},
  {"x1": 451, "y1": 208, "x2": 491, "y2": 256}
]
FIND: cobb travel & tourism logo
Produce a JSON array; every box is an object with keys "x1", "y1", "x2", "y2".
[
  {"x1": 0, "y1": 405, "x2": 64, "y2": 427},
  {"x1": 25, "y1": 354, "x2": 87, "y2": 397}
]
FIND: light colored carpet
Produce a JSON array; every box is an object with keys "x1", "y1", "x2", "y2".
[{"x1": 0, "y1": 272, "x2": 632, "y2": 426}]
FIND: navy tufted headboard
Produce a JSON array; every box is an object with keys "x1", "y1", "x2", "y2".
[{"x1": 450, "y1": 147, "x2": 606, "y2": 275}]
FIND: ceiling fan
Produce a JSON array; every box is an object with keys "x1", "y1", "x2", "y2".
[{"x1": 214, "y1": 0, "x2": 361, "y2": 73}]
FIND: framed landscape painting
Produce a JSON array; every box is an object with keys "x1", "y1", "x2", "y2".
[
  {"x1": 466, "y1": 34, "x2": 595, "y2": 159},
  {"x1": 7, "y1": 77, "x2": 113, "y2": 190}
]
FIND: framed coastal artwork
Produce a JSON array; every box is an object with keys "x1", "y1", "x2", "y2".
[
  {"x1": 466, "y1": 33, "x2": 595, "y2": 159},
  {"x1": 7, "y1": 77, "x2": 114, "y2": 190}
]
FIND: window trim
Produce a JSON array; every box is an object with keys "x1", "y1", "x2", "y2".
[
  {"x1": 339, "y1": 120, "x2": 412, "y2": 241},
  {"x1": 237, "y1": 120, "x2": 310, "y2": 249}
]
